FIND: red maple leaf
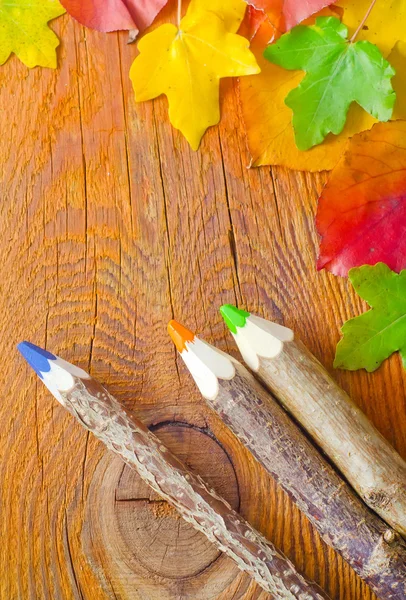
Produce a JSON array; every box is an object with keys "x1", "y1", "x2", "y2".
[
  {"x1": 245, "y1": 0, "x2": 338, "y2": 34},
  {"x1": 316, "y1": 122, "x2": 406, "y2": 277},
  {"x1": 61, "y1": 0, "x2": 167, "y2": 34}
]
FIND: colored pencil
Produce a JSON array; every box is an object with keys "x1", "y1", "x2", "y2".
[
  {"x1": 18, "y1": 341, "x2": 330, "y2": 600},
  {"x1": 220, "y1": 304, "x2": 406, "y2": 538},
  {"x1": 168, "y1": 321, "x2": 406, "y2": 600}
]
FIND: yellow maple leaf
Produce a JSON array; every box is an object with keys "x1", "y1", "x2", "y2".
[
  {"x1": 130, "y1": 0, "x2": 260, "y2": 150},
  {"x1": 240, "y1": 3, "x2": 406, "y2": 171},
  {"x1": 390, "y1": 41, "x2": 406, "y2": 119},
  {"x1": 336, "y1": 0, "x2": 406, "y2": 57},
  {"x1": 0, "y1": 0, "x2": 65, "y2": 69}
]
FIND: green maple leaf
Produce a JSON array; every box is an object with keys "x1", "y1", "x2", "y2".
[
  {"x1": 334, "y1": 263, "x2": 406, "y2": 372},
  {"x1": 264, "y1": 16, "x2": 396, "y2": 151}
]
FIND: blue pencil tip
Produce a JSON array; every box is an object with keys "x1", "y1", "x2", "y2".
[{"x1": 17, "y1": 341, "x2": 56, "y2": 379}]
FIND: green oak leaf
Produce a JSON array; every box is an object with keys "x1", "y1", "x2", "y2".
[
  {"x1": 264, "y1": 16, "x2": 396, "y2": 151},
  {"x1": 334, "y1": 263, "x2": 406, "y2": 372}
]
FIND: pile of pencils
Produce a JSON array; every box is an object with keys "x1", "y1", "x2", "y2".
[{"x1": 18, "y1": 305, "x2": 406, "y2": 600}]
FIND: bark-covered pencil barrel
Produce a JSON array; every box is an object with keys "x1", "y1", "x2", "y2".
[
  {"x1": 168, "y1": 321, "x2": 406, "y2": 600},
  {"x1": 220, "y1": 305, "x2": 406, "y2": 538},
  {"x1": 17, "y1": 341, "x2": 330, "y2": 600}
]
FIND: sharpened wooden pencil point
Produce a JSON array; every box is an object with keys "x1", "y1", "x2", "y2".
[
  {"x1": 168, "y1": 320, "x2": 195, "y2": 352},
  {"x1": 220, "y1": 305, "x2": 250, "y2": 334}
]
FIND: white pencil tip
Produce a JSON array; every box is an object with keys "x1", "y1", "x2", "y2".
[
  {"x1": 180, "y1": 337, "x2": 236, "y2": 400},
  {"x1": 229, "y1": 314, "x2": 293, "y2": 371}
]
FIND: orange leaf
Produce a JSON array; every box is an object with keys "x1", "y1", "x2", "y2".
[
  {"x1": 245, "y1": 0, "x2": 337, "y2": 33},
  {"x1": 316, "y1": 121, "x2": 406, "y2": 276}
]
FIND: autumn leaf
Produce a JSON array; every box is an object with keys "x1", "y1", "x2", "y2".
[
  {"x1": 390, "y1": 41, "x2": 406, "y2": 119},
  {"x1": 130, "y1": 0, "x2": 260, "y2": 150},
  {"x1": 264, "y1": 16, "x2": 395, "y2": 150},
  {"x1": 245, "y1": 0, "x2": 338, "y2": 33},
  {"x1": 334, "y1": 263, "x2": 406, "y2": 371},
  {"x1": 316, "y1": 121, "x2": 406, "y2": 277},
  {"x1": 0, "y1": 0, "x2": 65, "y2": 68},
  {"x1": 336, "y1": 0, "x2": 406, "y2": 57},
  {"x1": 239, "y1": 1, "x2": 406, "y2": 171},
  {"x1": 60, "y1": 0, "x2": 167, "y2": 35},
  {"x1": 239, "y1": 11, "x2": 375, "y2": 170}
]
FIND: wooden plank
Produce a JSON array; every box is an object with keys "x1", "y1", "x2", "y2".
[{"x1": 0, "y1": 9, "x2": 404, "y2": 600}]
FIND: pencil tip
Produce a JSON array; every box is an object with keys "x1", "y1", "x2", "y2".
[
  {"x1": 17, "y1": 341, "x2": 56, "y2": 378},
  {"x1": 220, "y1": 305, "x2": 250, "y2": 334},
  {"x1": 168, "y1": 320, "x2": 195, "y2": 353}
]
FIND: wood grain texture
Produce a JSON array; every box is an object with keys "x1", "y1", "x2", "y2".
[{"x1": 0, "y1": 5, "x2": 405, "y2": 600}]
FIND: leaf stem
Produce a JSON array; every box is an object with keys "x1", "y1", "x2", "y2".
[
  {"x1": 177, "y1": 0, "x2": 182, "y2": 27},
  {"x1": 350, "y1": 0, "x2": 377, "y2": 43}
]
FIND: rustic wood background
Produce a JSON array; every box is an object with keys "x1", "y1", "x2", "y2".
[{"x1": 1, "y1": 7, "x2": 405, "y2": 600}]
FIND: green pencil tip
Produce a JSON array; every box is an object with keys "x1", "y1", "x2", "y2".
[{"x1": 220, "y1": 305, "x2": 250, "y2": 334}]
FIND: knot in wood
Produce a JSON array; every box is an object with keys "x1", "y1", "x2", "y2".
[{"x1": 383, "y1": 529, "x2": 397, "y2": 545}]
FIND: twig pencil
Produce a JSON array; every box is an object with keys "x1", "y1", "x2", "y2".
[
  {"x1": 220, "y1": 305, "x2": 406, "y2": 538},
  {"x1": 168, "y1": 321, "x2": 406, "y2": 600},
  {"x1": 18, "y1": 341, "x2": 331, "y2": 600}
]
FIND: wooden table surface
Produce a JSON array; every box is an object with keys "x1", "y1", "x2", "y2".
[{"x1": 1, "y1": 8, "x2": 405, "y2": 600}]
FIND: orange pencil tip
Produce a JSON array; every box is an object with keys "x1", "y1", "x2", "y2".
[{"x1": 168, "y1": 320, "x2": 195, "y2": 353}]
